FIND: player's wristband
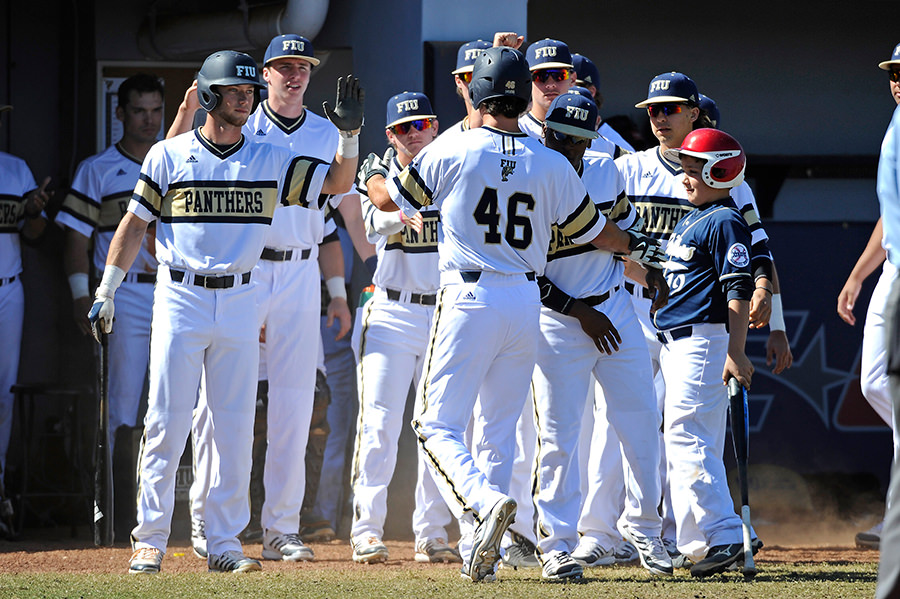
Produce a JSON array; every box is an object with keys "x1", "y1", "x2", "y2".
[
  {"x1": 68, "y1": 273, "x2": 90, "y2": 300},
  {"x1": 326, "y1": 276, "x2": 347, "y2": 301},
  {"x1": 337, "y1": 133, "x2": 359, "y2": 159},
  {"x1": 769, "y1": 293, "x2": 786, "y2": 332},
  {"x1": 96, "y1": 265, "x2": 126, "y2": 300}
]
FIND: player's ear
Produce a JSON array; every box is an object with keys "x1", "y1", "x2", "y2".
[
  {"x1": 115, "y1": 103, "x2": 125, "y2": 123},
  {"x1": 688, "y1": 105, "x2": 699, "y2": 123},
  {"x1": 432, "y1": 119, "x2": 439, "y2": 136}
]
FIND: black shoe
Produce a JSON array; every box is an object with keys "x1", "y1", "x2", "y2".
[
  {"x1": 690, "y1": 543, "x2": 742, "y2": 578},
  {"x1": 728, "y1": 538, "x2": 763, "y2": 570}
]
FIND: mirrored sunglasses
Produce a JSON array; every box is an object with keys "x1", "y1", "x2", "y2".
[{"x1": 390, "y1": 119, "x2": 434, "y2": 135}]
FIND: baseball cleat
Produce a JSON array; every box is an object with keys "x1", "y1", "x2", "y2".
[
  {"x1": 352, "y1": 536, "x2": 389, "y2": 563},
  {"x1": 727, "y1": 537, "x2": 764, "y2": 571},
  {"x1": 539, "y1": 550, "x2": 584, "y2": 582},
  {"x1": 466, "y1": 496, "x2": 517, "y2": 582},
  {"x1": 128, "y1": 547, "x2": 162, "y2": 574},
  {"x1": 500, "y1": 532, "x2": 540, "y2": 569},
  {"x1": 621, "y1": 528, "x2": 673, "y2": 576},
  {"x1": 262, "y1": 531, "x2": 315, "y2": 561},
  {"x1": 300, "y1": 518, "x2": 336, "y2": 542},
  {"x1": 208, "y1": 550, "x2": 262, "y2": 573},
  {"x1": 571, "y1": 538, "x2": 615, "y2": 567},
  {"x1": 689, "y1": 543, "x2": 742, "y2": 578},
  {"x1": 662, "y1": 537, "x2": 693, "y2": 569},
  {"x1": 613, "y1": 539, "x2": 639, "y2": 564},
  {"x1": 191, "y1": 517, "x2": 208, "y2": 559},
  {"x1": 856, "y1": 521, "x2": 883, "y2": 549},
  {"x1": 414, "y1": 538, "x2": 463, "y2": 563}
]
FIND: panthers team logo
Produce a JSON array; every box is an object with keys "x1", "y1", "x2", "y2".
[
  {"x1": 727, "y1": 243, "x2": 750, "y2": 268},
  {"x1": 501, "y1": 159, "x2": 516, "y2": 181}
]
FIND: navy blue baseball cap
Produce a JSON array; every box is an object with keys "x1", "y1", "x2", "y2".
[
  {"x1": 698, "y1": 93, "x2": 720, "y2": 129},
  {"x1": 568, "y1": 86, "x2": 594, "y2": 102},
  {"x1": 879, "y1": 42, "x2": 900, "y2": 70},
  {"x1": 572, "y1": 54, "x2": 601, "y2": 89},
  {"x1": 264, "y1": 34, "x2": 320, "y2": 67},
  {"x1": 635, "y1": 72, "x2": 699, "y2": 108},
  {"x1": 545, "y1": 93, "x2": 599, "y2": 139},
  {"x1": 452, "y1": 40, "x2": 492, "y2": 75},
  {"x1": 385, "y1": 92, "x2": 437, "y2": 129},
  {"x1": 526, "y1": 39, "x2": 573, "y2": 71}
]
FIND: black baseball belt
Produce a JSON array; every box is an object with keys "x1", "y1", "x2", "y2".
[
  {"x1": 383, "y1": 287, "x2": 437, "y2": 305},
  {"x1": 580, "y1": 285, "x2": 621, "y2": 307},
  {"x1": 169, "y1": 269, "x2": 252, "y2": 289},
  {"x1": 260, "y1": 247, "x2": 312, "y2": 262}
]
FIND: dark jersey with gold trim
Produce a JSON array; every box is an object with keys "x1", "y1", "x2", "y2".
[{"x1": 128, "y1": 129, "x2": 329, "y2": 274}]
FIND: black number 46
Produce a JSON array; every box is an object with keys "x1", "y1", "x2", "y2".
[{"x1": 473, "y1": 188, "x2": 535, "y2": 249}]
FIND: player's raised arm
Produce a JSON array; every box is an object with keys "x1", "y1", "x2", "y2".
[
  {"x1": 321, "y1": 75, "x2": 365, "y2": 195},
  {"x1": 166, "y1": 81, "x2": 199, "y2": 139}
]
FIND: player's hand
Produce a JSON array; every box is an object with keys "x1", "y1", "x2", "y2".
[
  {"x1": 24, "y1": 177, "x2": 52, "y2": 217},
  {"x1": 766, "y1": 330, "x2": 793, "y2": 374},
  {"x1": 749, "y1": 287, "x2": 772, "y2": 328},
  {"x1": 837, "y1": 279, "x2": 862, "y2": 326},
  {"x1": 88, "y1": 295, "x2": 115, "y2": 343},
  {"x1": 326, "y1": 297, "x2": 352, "y2": 340},
  {"x1": 73, "y1": 296, "x2": 93, "y2": 336},
  {"x1": 400, "y1": 210, "x2": 423, "y2": 234},
  {"x1": 626, "y1": 231, "x2": 665, "y2": 269},
  {"x1": 723, "y1": 351, "x2": 753, "y2": 388},
  {"x1": 323, "y1": 75, "x2": 365, "y2": 133},
  {"x1": 182, "y1": 80, "x2": 200, "y2": 113},
  {"x1": 570, "y1": 301, "x2": 621, "y2": 354},
  {"x1": 358, "y1": 150, "x2": 392, "y2": 191},
  {"x1": 493, "y1": 32, "x2": 524, "y2": 49},
  {"x1": 644, "y1": 268, "x2": 669, "y2": 313}
]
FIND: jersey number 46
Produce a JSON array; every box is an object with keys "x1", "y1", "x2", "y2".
[{"x1": 473, "y1": 188, "x2": 535, "y2": 249}]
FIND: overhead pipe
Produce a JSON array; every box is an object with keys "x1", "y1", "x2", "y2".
[{"x1": 137, "y1": 0, "x2": 330, "y2": 60}]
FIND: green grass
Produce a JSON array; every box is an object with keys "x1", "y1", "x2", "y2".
[{"x1": 0, "y1": 563, "x2": 879, "y2": 599}]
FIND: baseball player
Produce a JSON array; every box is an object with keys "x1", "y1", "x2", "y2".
[
  {"x1": 0, "y1": 104, "x2": 50, "y2": 479},
  {"x1": 570, "y1": 52, "x2": 635, "y2": 152},
  {"x1": 89, "y1": 50, "x2": 362, "y2": 574},
  {"x1": 837, "y1": 43, "x2": 900, "y2": 550},
  {"x1": 529, "y1": 91, "x2": 672, "y2": 579},
  {"x1": 654, "y1": 128, "x2": 755, "y2": 577},
  {"x1": 361, "y1": 47, "x2": 663, "y2": 582},
  {"x1": 349, "y1": 91, "x2": 459, "y2": 564},
  {"x1": 56, "y1": 74, "x2": 163, "y2": 453},
  {"x1": 448, "y1": 40, "x2": 492, "y2": 134},
  {"x1": 176, "y1": 35, "x2": 358, "y2": 562}
]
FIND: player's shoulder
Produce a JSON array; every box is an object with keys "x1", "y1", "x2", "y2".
[{"x1": 0, "y1": 150, "x2": 30, "y2": 172}]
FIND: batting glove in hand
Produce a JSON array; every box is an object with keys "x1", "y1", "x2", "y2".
[
  {"x1": 323, "y1": 75, "x2": 365, "y2": 133},
  {"x1": 626, "y1": 231, "x2": 665, "y2": 269},
  {"x1": 88, "y1": 296, "x2": 114, "y2": 343},
  {"x1": 357, "y1": 147, "x2": 395, "y2": 191}
]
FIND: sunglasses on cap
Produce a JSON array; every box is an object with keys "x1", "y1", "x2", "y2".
[
  {"x1": 458, "y1": 71, "x2": 473, "y2": 84},
  {"x1": 390, "y1": 119, "x2": 435, "y2": 135},
  {"x1": 548, "y1": 129, "x2": 590, "y2": 145},
  {"x1": 532, "y1": 68, "x2": 574, "y2": 84},
  {"x1": 647, "y1": 103, "x2": 685, "y2": 118},
  {"x1": 890, "y1": 69, "x2": 900, "y2": 83}
]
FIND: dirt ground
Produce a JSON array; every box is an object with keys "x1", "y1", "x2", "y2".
[{"x1": 0, "y1": 537, "x2": 882, "y2": 574}]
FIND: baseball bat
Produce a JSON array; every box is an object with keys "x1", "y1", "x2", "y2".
[
  {"x1": 727, "y1": 376, "x2": 756, "y2": 579},
  {"x1": 93, "y1": 331, "x2": 114, "y2": 546}
]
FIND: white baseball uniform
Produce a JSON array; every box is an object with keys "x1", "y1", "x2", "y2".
[
  {"x1": 56, "y1": 144, "x2": 156, "y2": 449},
  {"x1": 519, "y1": 112, "x2": 629, "y2": 159},
  {"x1": 129, "y1": 128, "x2": 329, "y2": 557},
  {"x1": 386, "y1": 125, "x2": 605, "y2": 561},
  {"x1": 350, "y1": 155, "x2": 451, "y2": 545},
  {"x1": 532, "y1": 150, "x2": 661, "y2": 556},
  {"x1": 862, "y1": 258, "x2": 897, "y2": 437},
  {"x1": 0, "y1": 152, "x2": 37, "y2": 471}
]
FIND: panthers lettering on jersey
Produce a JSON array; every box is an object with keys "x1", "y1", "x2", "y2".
[
  {"x1": 56, "y1": 144, "x2": 157, "y2": 273},
  {"x1": 128, "y1": 129, "x2": 328, "y2": 274},
  {"x1": 653, "y1": 198, "x2": 752, "y2": 330},
  {"x1": 0, "y1": 151, "x2": 38, "y2": 277},
  {"x1": 386, "y1": 125, "x2": 604, "y2": 276}
]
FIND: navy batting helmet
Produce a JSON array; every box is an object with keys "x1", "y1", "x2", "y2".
[
  {"x1": 468, "y1": 47, "x2": 531, "y2": 109},
  {"x1": 196, "y1": 50, "x2": 264, "y2": 112}
]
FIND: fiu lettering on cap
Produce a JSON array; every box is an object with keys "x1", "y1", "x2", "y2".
[
  {"x1": 236, "y1": 64, "x2": 257, "y2": 78},
  {"x1": 535, "y1": 46, "x2": 557, "y2": 59},
  {"x1": 566, "y1": 105, "x2": 590, "y2": 121},
  {"x1": 397, "y1": 99, "x2": 419, "y2": 112},
  {"x1": 465, "y1": 48, "x2": 485, "y2": 61},
  {"x1": 283, "y1": 39, "x2": 305, "y2": 52},
  {"x1": 650, "y1": 79, "x2": 670, "y2": 92},
  {"x1": 501, "y1": 158, "x2": 516, "y2": 182}
]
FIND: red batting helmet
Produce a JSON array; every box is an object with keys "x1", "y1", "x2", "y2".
[{"x1": 664, "y1": 128, "x2": 746, "y2": 189}]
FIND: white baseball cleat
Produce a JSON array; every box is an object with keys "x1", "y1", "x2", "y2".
[
  {"x1": 415, "y1": 537, "x2": 462, "y2": 563},
  {"x1": 352, "y1": 535, "x2": 389, "y2": 563},
  {"x1": 128, "y1": 547, "x2": 163, "y2": 574},
  {"x1": 262, "y1": 531, "x2": 315, "y2": 561},
  {"x1": 466, "y1": 496, "x2": 517, "y2": 582},
  {"x1": 539, "y1": 550, "x2": 584, "y2": 582},
  {"x1": 208, "y1": 550, "x2": 262, "y2": 573},
  {"x1": 621, "y1": 528, "x2": 673, "y2": 576},
  {"x1": 856, "y1": 520, "x2": 883, "y2": 549},
  {"x1": 571, "y1": 538, "x2": 616, "y2": 567},
  {"x1": 191, "y1": 517, "x2": 207, "y2": 559}
]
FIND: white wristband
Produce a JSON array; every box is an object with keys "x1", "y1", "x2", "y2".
[
  {"x1": 337, "y1": 133, "x2": 359, "y2": 158},
  {"x1": 326, "y1": 276, "x2": 347, "y2": 301},
  {"x1": 68, "y1": 273, "x2": 90, "y2": 300},
  {"x1": 96, "y1": 265, "x2": 126, "y2": 300},
  {"x1": 769, "y1": 293, "x2": 786, "y2": 332}
]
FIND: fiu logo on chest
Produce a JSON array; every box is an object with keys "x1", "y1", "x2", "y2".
[
  {"x1": 235, "y1": 65, "x2": 256, "y2": 78},
  {"x1": 566, "y1": 106, "x2": 590, "y2": 122},
  {"x1": 397, "y1": 99, "x2": 418, "y2": 113},
  {"x1": 534, "y1": 47, "x2": 557, "y2": 60},
  {"x1": 501, "y1": 159, "x2": 516, "y2": 182}
]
